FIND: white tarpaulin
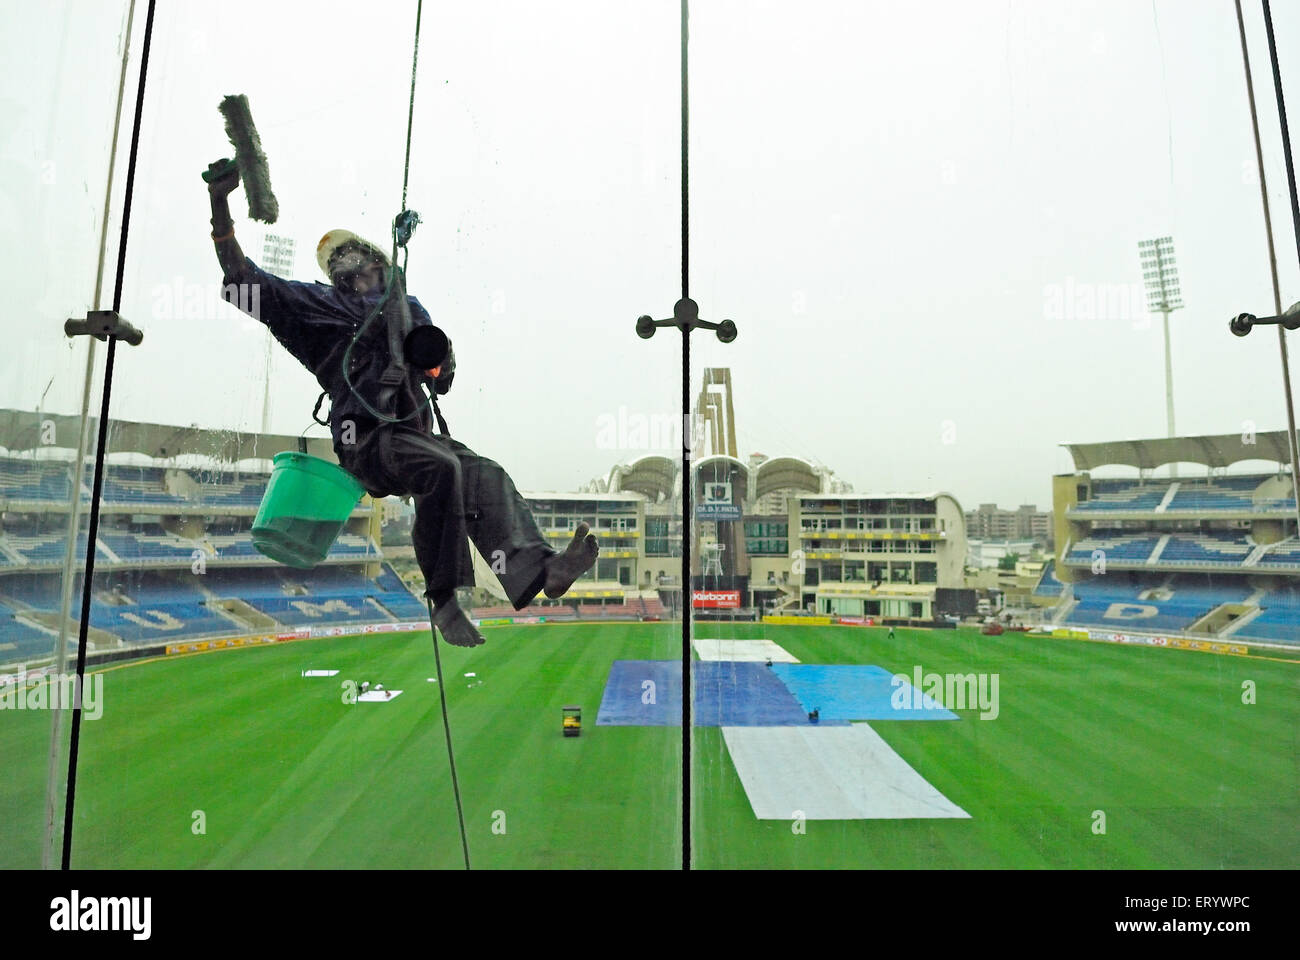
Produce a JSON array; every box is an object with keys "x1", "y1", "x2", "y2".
[{"x1": 721, "y1": 724, "x2": 969, "y2": 820}]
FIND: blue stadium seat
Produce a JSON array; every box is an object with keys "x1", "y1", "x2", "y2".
[
  {"x1": 1033, "y1": 558, "x2": 1063, "y2": 597},
  {"x1": 1234, "y1": 584, "x2": 1300, "y2": 643},
  {"x1": 1066, "y1": 574, "x2": 1251, "y2": 633},
  {"x1": 1066, "y1": 532, "x2": 1160, "y2": 564},
  {"x1": 0, "y1": 460, "x2": 72, "y2": 502},
  {"x1": 1158, "y1": 533, "x2": 1252, "y2": 566},
  {"x1": 100, "y1": 466, "x2": 186, "y2": 506},
  {"x1": 0, "y1": 614, "x2": 56, "y2": 661},
  {"x1": 241, "y1": 595, "x2": 385, "y2": 626},
  {"x1": 1073, "y1": 479, "x2": 1168, "y2": 512},
  {"x1": 83, "y1": 601, "x2": 234, "y2": 642}
]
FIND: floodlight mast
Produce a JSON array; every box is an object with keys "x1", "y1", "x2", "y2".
[
  {"x1": 1139, "y1": 236, "x2": 1183, "y2": 478},
  {"x1": 259, "y1": 232, "x2": 297, "y2": 434}
]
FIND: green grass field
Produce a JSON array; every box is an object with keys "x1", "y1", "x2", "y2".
[{"x1": 2, "y1": 622, "x2": 1296, "y2": 869}]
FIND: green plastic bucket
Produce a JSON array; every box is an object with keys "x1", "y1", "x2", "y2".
[{"x1": 251, "y1": 452, "x2": 365, "y2": 569}]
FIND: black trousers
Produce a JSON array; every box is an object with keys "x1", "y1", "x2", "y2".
[{"x1": 339, "y1": 425, "x2": 555, "y2": 609}]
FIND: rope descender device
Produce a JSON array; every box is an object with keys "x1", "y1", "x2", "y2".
[{"x1": 394, "y1": 208, "x2": 421, "y2": 249}]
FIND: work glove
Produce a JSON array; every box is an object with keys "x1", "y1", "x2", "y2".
[{"x1": 203, "y1": 158, "x2": 240, "y2": 199}]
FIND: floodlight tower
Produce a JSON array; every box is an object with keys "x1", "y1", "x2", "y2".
[
  {"x1": 259, "y1": 232, "x2": 297, "y2": 433},
  {"x1": 1139, "y1": 236, "x2": 1183, "y2": 476}
]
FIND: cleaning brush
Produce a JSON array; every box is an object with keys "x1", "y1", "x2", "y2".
[{"x1": 216, "y1": 94, "x2": 278, "y2": 223}]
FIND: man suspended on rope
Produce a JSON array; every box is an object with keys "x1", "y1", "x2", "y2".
[{"x1": 206, "y1": 164, "x2": 599, "y2": 648}]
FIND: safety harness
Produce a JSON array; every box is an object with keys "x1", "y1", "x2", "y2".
[{"x1": 310, "y1": 262, "x2": 449, "y2": 438}]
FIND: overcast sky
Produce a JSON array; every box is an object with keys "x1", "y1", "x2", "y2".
[{"x1": 5, "y1": 0, "x2": 1300, "y2": 511}]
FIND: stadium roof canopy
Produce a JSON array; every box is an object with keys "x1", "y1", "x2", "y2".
[
  {"x1": 0, "y1": 408, "x2": 336, "y2": 463},
  {"x1": 753, "y1": 456, "x2": 823, "y2": 500},
  {"x1": 520, "y1": 490, "x2": 647, "y2": 501},
  {"x1": 801, "y1": 490, "x2": 949, "y2": 500},
  {"x1": 1061, "y1": 430, "x2": 1297, "y2": 471},
  {"x1": 612, "y1": 455, "x2": 678, "y2": 502},
  {"x1": 694, "y1": 455, "x2": 749, "y2": 479}
]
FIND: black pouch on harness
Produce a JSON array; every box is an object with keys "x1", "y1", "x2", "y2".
[{"x1": 307, "y1": 268, "x2": 450, "y2": 499}]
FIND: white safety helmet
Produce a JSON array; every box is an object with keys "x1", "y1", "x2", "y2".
[{"x1": 316, "y1": 228, "x2": 389, "y2": 280}]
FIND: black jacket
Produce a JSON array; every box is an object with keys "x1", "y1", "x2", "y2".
[{"x1": 222, "y1": 256, "x2": 454, "y2": 448}]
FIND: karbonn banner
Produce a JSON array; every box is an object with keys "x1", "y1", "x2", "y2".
[{"x1": 693, "y1": 590, "x2": 740, "y2": 608}]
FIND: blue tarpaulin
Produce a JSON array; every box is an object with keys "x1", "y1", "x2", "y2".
[
  {"x1": 770, "y1": 663, "x2": 958, "y2": 721},
  {"x1": 595, "y1": 660, "x2": 846, "y2": 727}
]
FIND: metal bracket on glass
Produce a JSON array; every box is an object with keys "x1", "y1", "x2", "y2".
[
  {"x1": 65, "y1": 310, "x2": 144, "y2": 346},
  {"x1": 1229, "y1": 301, "x2": 1300, "y2": 337},
  {"x1": 636, "y1": 297, "x2": 737, "y2": 343}
]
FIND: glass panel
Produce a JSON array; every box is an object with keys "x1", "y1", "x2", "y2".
[
  {"x1": 0, "y1": 1, "x2": 134, "y2": 868},
  {"x1": 691, "y1": 0, "x2": 1300, "y2": 869},
  {"x1": 69, "y1": 0, "x2": 681, "y2": 869}
]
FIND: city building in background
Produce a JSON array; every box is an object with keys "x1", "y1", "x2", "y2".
[{"x1": 964, "y1": 502, "x2": 1052, "y2": 544}]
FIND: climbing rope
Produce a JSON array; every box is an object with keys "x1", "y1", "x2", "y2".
[
  {"x1": 336, "y1": 0, "x2": 437, "y2": 429},
  {"x1": 427, "y1": 597, "x2": 472, "y2": 869},
  {"x1": 391, "y1": 0, "x2": 473, "y2": 871},
  {"x1": 332, "y1": 0, "x2": 470, "y2": 869}
]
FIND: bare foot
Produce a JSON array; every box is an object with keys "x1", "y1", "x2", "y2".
[
  {"x1": 544, "y1": 522, "x2": 599, "y2": 598},
  {"x1": 429, "y1": 596, "x2": 485, "y2": 647}
]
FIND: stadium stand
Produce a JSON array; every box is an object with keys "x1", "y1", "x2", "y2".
[
  {"x1": 2, "y1": 420, "x2": 654, "y2": 663},
  {"x1": 238, "y1": 594, "x2": 379, "y2": 627},
  {"x1": 100, "y1": 466, "x2": 185, "y2": 506},
  {"x1": 1255, "y1": 538, "x2": 1300, "y2": 567},
  {"x1": 569, "y1": 602, "x2": 637, "y2": 619},
  {"x1": 1032, "y1": 558, "x2": 1064, "y2": 598},
  {"x1": 99, "y1": 531, "x2": 198, "y2": 561},
  {"x1": 1054, "y1": 434, "x2": 1300, "y2": 644},
  {"x1": 470, "y1": 602, "x2": 578, "y2": 620},
  {"x1": 1065, "y1": 574, "x2": 1252, "y2": 634},
  {"x1": 0, "y1": 563, "x2": 434, "y2": 648},
  {"x1": 2, "y1": 534, "x2": 105, "y2": 566},
  {"x1": 1065, "y1": 532, "x2": 1161, "y2": 565},
  {"x1": 82, "y1": 600, "x2": 236, "y2": 643},
  {"x1": 1158, "y1": 533, "x2": 1254, "y2": 566},
  {"x1": 367, "y1": 565, "x2": 428, "y2": 619},
  {"x1": 1069, "y1": 474, "x2": 1296, "y2": 515},
  {"x1": 0, "y1": 573, "x2": 69, "y2": 608},
  {"x1": 186, "y1": 470, "x2": 268, "y2": 507},
  {"x1": 641, "y1": 593, "x2": 668, "y2": 617},
  {"x1": 1164, "y1": 477, "x2": 1260, "y2": 512},
  {"x1": 0, "y1": 459, "x2": 71, "y2": 501},
  {"x1": 0, "y1": 600, "x2": 56, "y2": 662},
  {"x1": 1072, "y1": 479, "x2": 1168, "y2": 512},
  {"x1": 1236, "y1": 584, "x2": 1300, "y2": 642}
]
